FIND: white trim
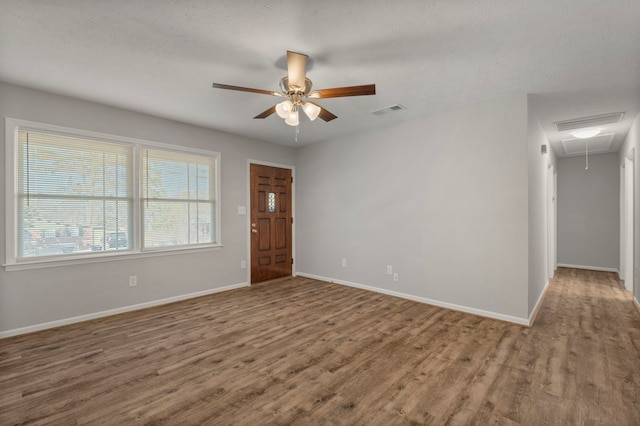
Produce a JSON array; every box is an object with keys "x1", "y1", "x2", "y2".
[
  {"x1": 623, "y1": 154, "x2": 635, "y2": 291},
  {"x1": 6, "y1": 117, "x2": 221, "y2": 157},
  {"x1": 5, "y1": 118, "x2": 19, "y2": 267},
  {"x1": 528, "y1": 280, "x2": 550, "y2": 326},
  {"x1": 246, "y1": 160, "x2": 296, "y2": 285},
  {"x1": 547, "y1": 165, "x2": 557, "y2": 280},
  {"x1": 634, "y1": 296, "x2": 640, "y2": 314},
  {"x1": 557, "y1": 263, "x2": 620, "y2": 274},
  {"x1": 247, "y1": 159, "x2": 296, "y2": 170},
  {"x1": 3, "y1": 244, "x2": 222, "y2": 272},
  {"x1": 296, "y1": 272, "x2": 530, "y2": 326},
  {"x1": 620, "y1": 163, "x2": 626, "y2": 278},
  {"x1": 0, "y1": 282, "x2": 249, "y2": 339}
]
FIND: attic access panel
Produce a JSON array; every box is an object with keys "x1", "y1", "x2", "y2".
[{"x1": 560, "y1": 133, "x2": 614, "y2": 155}]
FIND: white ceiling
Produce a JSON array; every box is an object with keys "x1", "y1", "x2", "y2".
[{"x1": 1, "y1": 0, "x2": 639, "y2": 153}]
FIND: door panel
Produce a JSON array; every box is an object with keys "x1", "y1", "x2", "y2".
[
  {"x1": 259, "y1": 256, "x2": 271, "y2": 266},
  {"x1": 275, "y1": 218, "x2": 287, "y2": 249},
  {"x1": 280, "y1": 192, "x2": 289, "y2": 213},
  {"x1": 250, "y1": 164, "x2": 292, "y2": 283},
  {"x1": 258, "y1": 191, "x2": 266, "y2": 212},
  {"x1": 258, "y1": 218, "x2": 270, "y2": 250}
]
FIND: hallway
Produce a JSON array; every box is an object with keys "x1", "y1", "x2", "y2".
[{"x1": 494, "y1": 267, "x2": 640, "y2": 424}]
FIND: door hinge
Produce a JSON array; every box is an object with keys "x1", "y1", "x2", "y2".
[
  {"x1": 291, "y1": 177, "x2": 293, "y2": 183},
  {"x1": 291, "y1": 217, "x2": 294, "y2": 224},
  {"x1": 291, "y1": 258, "x2": 294, "y2": 265}
]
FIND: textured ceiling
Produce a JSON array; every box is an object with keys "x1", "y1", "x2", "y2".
[{"x1": 1, "y1": 0, "x2": 639, "y2": 152}]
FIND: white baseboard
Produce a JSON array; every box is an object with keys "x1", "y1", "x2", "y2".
[
  {"x1": 0, "y1": 282, "x2": 249, "y2": 339},
  {"x1": 557, "y1": 263, "x2": 620, "y2": 274},
  {"x1": 296, "y1": 272, "x2": 529, "y2": 326},
  {"x1": 528, "y1": 280, "x2": 550, "y2": 326}
]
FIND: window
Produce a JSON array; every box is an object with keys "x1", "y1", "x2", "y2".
[
  {"x1": 141, "y1": 148, "x2": 216, "y2": 248},
  {"x1": 16, "y1": 129, "x2": 132, "y2": 258},
  {"x1": 5, "y1": 118, "x2": 221, "y2": 268}
]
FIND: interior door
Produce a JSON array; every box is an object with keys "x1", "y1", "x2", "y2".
[{"x1": 250, "y1": 164, "x2": 292, "y2": 283}]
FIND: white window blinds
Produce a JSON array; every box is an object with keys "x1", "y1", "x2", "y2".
[
  {"x1": 141, "y1": 148, "x2": 216, "y2": 249},
  {"x1": 17, "y1": 129, "x2": 133, "y2": 258}
]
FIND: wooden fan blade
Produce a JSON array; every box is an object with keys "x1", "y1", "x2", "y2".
[
  {"x1": 317, "y1": 105, "x2": 338, "y2": 122},
  {"x1": 254, "y1": 105, "x2": 277, "y2": 119},
  {"x1": 212, "y1": 83, "x2": 279, "y2": 96},
  {"x1": 287, "y1": 51, "x2": 308, "y2": 91},
  {"x1": 308, "y1": 84, "x2": 376, "y2": 99}
]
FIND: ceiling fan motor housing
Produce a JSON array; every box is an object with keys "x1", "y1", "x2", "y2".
[{"x1": 280, "y1": 77, "x2": 313, "y2": 96}]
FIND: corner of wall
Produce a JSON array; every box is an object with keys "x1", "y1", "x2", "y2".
[
  {"x1": 528, "y1": 279, "x2": 550, "y2": 326},
  {"x1": 526, "y1": 98, "x2": 551, "y2": 317}
]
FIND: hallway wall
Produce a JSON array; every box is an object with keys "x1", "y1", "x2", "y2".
[{"x1": 557, "y1": 153, "x2": 620, "y2": 271}]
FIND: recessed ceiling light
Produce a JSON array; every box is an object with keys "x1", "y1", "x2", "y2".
[{"x1": 572, "y1": 128, "x2": 601, "y2": 139}]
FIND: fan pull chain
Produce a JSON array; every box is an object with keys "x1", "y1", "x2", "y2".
[
  {"x1": 585, "y1": 140, "x2": 589, "y2": 170},
  {"x1": 295, "y1": 126, "x2": 299, "y2": 143}
]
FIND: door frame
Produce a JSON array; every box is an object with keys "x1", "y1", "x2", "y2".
[
  {"x1": 547, "y1": 163, "x2": 557, "y2": 279},
  {"x1": 622, "y1": 149, "x2": 635, "y2": 292},
  {"x1": 246, "y1": 159, "x2": 295, "y2": 285}
]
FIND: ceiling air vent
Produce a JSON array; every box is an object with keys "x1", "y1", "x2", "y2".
[
  {"x1": 554, "y1": 112, "x2": 625, "y2": 132},
  {"x1": 371, "y1": 104, "x2": 406, "y2": 116}
]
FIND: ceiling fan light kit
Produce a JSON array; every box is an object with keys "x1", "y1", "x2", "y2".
[
  {"x1": 302, "y1": 102, "x2": 321, "y2": 121},
  {"x1": 284, "y1": 107, "x2": 299, "y2": 126},
  {"x1": 275, "y1": 100, "x2": 293, "y2": 119},
  {"x1": 212, "y1": 50, "x2": 376, "y2": 128}
]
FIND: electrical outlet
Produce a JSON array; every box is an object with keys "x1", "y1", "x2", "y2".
[
  {"x1": 129, "y1": 276, "x2": 137, "y2": 287},
  {"x1": 386, "y1": 265, "x2": 393, "y2": 275},
  {"x1": 241, "y1": 260, "x2": 247, "y2": 269},
  {"x1": 341, "y1": 258, "x2": 347, "y2": 267},
  {"x1": 393, "y1": 273, "x2": 399, "y2": 282}
]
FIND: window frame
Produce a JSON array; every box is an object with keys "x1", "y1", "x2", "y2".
[
  {"x1": 4, "y1": 118, "x2": 222, "y2": 271},
  {"x1": 140, "y1": 146, "x2": 219, "y2": 251}
]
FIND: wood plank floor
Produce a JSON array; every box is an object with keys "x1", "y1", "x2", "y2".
[{"x1": 1, "y1": 268, "x2": 639, "y2": 425}]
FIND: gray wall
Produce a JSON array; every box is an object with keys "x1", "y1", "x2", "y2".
[
  {"x1": 295, "y1": 95, "x2": 531, "y2": 321},
  {"x1": 557, "y1": 153, "x2": 620, "y2": 270},
  {"x1": 619, "y1": 112, "x2": 640, "y2": 305},
  {"x1": 0, "y1": 83, "x2": 296, "y2": 334},
  {"x1": 1, "y1": 84, "x2": 555, "y2": 332}
]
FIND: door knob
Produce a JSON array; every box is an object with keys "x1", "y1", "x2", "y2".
[{"x1": 252, "y1": 229, "x2": 258, "y2": 233}]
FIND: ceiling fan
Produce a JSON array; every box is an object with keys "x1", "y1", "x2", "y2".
[{"x1": 212, "y1": 51, "x2": 376, "y2": 126}]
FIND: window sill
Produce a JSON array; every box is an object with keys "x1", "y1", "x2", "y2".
[{"x1": 3, "y1": 244, "x2": 223, "y2": 272}]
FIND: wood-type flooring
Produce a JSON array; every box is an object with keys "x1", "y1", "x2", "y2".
[{"x1": 1, "y1": 268, "x2": 639, "y2": 424}]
